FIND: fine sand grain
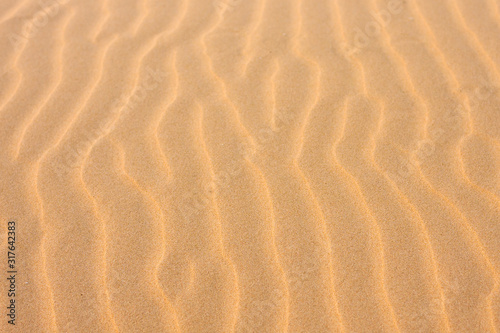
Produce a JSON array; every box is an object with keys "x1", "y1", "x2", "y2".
[{"x1": 1, "y1": 0, "x2": 499, "y2": 332}]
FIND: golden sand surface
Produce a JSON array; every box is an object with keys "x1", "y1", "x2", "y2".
[{"x1": 1, "y1": 0, "x2": 500, "y2": 332}]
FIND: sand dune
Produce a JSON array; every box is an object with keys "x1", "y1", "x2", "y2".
[{"x1": 0, "y1": 0, "x2": 499, "y2": 332}]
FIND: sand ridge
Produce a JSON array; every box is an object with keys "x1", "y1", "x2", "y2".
[{"x1": 0, "y1": 0, "x2": 499, "y2": 332}]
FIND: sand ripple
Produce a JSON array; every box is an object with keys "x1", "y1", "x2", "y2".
[{"x1": 0, "y1": 0, "x2": 499, "y2": 332}]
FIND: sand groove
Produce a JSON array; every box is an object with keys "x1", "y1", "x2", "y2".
[{"x1": 1, "y1": 0, "x2": 499, "y2": 332}]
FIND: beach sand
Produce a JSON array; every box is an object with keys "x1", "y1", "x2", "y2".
[{"x1": 0, "y1": 0, "x2": 499, "y2": 332}]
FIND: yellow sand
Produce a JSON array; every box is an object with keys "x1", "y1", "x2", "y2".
[{"x1": 1, "y1": 0, "x2": 499, "y2": 332}]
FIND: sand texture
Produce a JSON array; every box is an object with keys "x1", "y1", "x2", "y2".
[{"x1": 1, "y1": 0, "x2": 500, "y2": 332}]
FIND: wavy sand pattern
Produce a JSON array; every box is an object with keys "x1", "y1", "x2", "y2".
[{"x1": 0, "y1": 0, "x2": 499, "y2": 332}]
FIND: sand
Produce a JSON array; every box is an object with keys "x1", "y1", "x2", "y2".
[{"x1": 0, "y1": 0, "x2": 499, "y2": 332}]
